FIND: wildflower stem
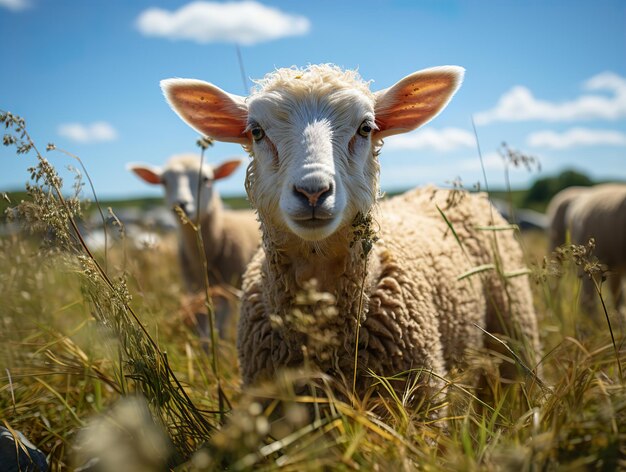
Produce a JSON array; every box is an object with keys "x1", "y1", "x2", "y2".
[
  {"x1": 51, "y1": 146, "x2": 110, "y2": 274},
  {"x1": 591, "y1": 277, "x2": 623, "y2": 380},
  {"x1": 351, "y1": 212, "x2": 377, "y2": 400},
  {"x1": 352, "y1": 260, "x2": 367, "y2": 399},
  {"x1": 2, "y1": 113, "x2": 215, "y2": 441},
  {"x1": 194, "y1": 144, "x2": 227, "y2": 423}
]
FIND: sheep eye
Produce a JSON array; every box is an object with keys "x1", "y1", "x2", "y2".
[
  {"x1": 251, "y1": 126, "x2": 265, "y2": 142},
  {"x1": 358, "y1": 121, "x2": 373, "y2": 138},
  {"x1": 202, "y1": 176, "x2": 211, "y2": 184}
]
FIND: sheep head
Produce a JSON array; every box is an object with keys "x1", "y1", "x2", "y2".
[
  {"x1": 128, "y1": 155, "x2": 241, "y2": 221},
  {"x1": 161, "y1": 65, "x2": 463, "y2": 242}
]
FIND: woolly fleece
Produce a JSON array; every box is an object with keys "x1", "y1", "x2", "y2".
[{"x1": 238, "y1": 186, "x2": 541, "y2": 393}]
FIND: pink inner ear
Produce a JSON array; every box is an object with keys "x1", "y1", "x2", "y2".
[
  {"x1": 162, "y1": 79, "x2": 249, "y2": 144},
  {"x1": 374, "y1": 67, "x2": 464, "y2": 138},
  {"x1": 213, "y1": 159, "x2": 242, "y2": 180},
  {"x1": 131, "y1": 167, "x2": 162, "y2": 185}
]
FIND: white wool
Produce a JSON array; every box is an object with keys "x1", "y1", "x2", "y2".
[{"x1": 160, "y1": 64, "x2": 541, "y2": 403}]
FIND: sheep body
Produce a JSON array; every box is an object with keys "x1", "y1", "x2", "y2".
[
  {"x1": 177, "y1": 190, "x2": 259, "y2": 292},
  {"x1": 238, "y1": 186, "x2": 540, "y2": 391},
  {"x1": 546, "y1": 186, "x2": 589, "y2": 251},
  {"x1": 566, "y1": 183, "x2": 626, "y2": 312},
  {"x1": 129, "y1": 154, "x2": 260, "y2": 335},
  {"x1": 160, "y1": 64, "x2": 541, "y2": 398}
]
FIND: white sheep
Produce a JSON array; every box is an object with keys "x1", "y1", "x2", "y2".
[
  {"x1": 160, "y1": 65, "x2": 541, "y2": 399},
  {"x1": 564, "y1": 183, "x2": 626, "y2": 314},
  {"x1": 129, "y1": 154, "x2": 260, "y2": 337}
]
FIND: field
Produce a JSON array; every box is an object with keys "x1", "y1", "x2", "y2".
[{"x1": 1, "y1": 112, "x2": 625, "y2": 471}]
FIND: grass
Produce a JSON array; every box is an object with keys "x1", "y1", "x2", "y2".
[
  {"x1": 1, "y1": 188, "x2": 253, "y2": 222},
  {"x1": 1, "y1": 111, "x2": 625, "y2": 470}
]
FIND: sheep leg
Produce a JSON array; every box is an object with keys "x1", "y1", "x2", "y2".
[
  {"x1": 579, "y1": 274, "x2": 598, "y2": 318},
  {"x1": 194, "y1": 296, "x2": 229, "y2": 351},
  {"x1": 214, "y1": 296, "x2": 230, "y2": 339},
  {"x1": 609, "y1": 273, "x2": 623, "y2": 308},
  {"x1": 608, "y1": 273, "x2": 626, "y2": 328},
  {"x1": 193, "y1": 312, "x2": 210, "y2": 353}
]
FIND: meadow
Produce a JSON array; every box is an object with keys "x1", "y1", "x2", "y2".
[{"x1": 1, "y1": 111, "x2": 625, "y2": 471}]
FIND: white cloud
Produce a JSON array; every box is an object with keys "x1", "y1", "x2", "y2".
[
  {"x1": 457, "y1": 152, "x2": 505, "y2": 172},
  {"x1": 384, "y1": 127, "x2": 475, "y2": 152},
  {"x1": 58, "y1": 122, "x2": 118, "y2": 144},
  {"x1": 527, "y1": 127, "x2": 626, "y2": 149},
  {"x1": 0, "y1": 0, "x2": 29, "y2": 11},
  {"x1": 136, "y1": 1, "x2": 310, "y2": 45},
  {"x1": 475, "y1": 72, "x2": 626, "y2": 125}
]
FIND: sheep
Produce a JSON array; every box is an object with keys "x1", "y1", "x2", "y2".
[
  {"x1": 564, "y1": 183, "x2": 626, "y2": 314},
  {"x1": 129, "y1": 154, "x2": 260, "y2": 338},
  {"x1": 545, "y1": 186, "x2": 589, "y2": 251},
  {"x1": 160, "y1": 64, "x2": 541, "y2": 401}
]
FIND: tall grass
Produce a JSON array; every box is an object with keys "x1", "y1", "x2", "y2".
[{"x1": 1, "y1": 111, "x2": 625, "y2": 470}]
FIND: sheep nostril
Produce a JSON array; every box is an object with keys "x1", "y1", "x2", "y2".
[{"x1": 294, "y1": 184, "x2": 332, "y2": 207}]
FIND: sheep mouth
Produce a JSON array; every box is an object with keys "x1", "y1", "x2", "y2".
[
  {"x1": 288, "y1": 204, "x2": 335, "y2": 222},
  {"x1": 291, "y1": 216, "x2": 335, "y2": 230},
  {"x1": 282, "y1": 200, "x2": 343, "y2": 240}
]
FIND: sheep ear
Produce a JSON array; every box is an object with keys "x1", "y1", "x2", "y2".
[
  {"x1": 213, "y1": 159, "x2": 242, "y2": 181},
  {"x1": 374, "y1": 66, "x2": 465, "y2": 139},
  {"x1": 160, "y1": 79, "x2": 249, "y2": 144},
  {"x1": 128, "y1": 163, "x2": 163, "y2": 185}
]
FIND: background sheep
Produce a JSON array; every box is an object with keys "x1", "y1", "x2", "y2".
[
  {"x1": 545, "y1": 186, "x2": 589, "y2": 251},
  {"x1": 160, "y1": 65, "x2": 541, "y2": 401},
  {"x1": 129, "y1": 154, "x2": 260, "y2": 338},
  {"x1": 564, "y1": 183, "x2": 626, "y2": 314}
]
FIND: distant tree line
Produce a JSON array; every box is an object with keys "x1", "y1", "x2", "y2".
[
  {"x1": 0, "y1": 169, "x2": 611, "y2": 221},
  {"x1": 522, "y1": 169, "x2": 594, "y2": 209}
]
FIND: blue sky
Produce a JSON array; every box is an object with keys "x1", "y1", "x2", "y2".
[{"x1": 1, "y1": 0, "x2": 625, "y2": 200}]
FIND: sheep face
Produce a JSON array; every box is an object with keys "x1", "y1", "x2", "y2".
[
  {"x1": 245, "y1": 86, "x2": 379, "y2": 241},
  {"x1": 129, "y1": 155, "x2": 241, "y2": 222},
  {"x1": 161, "y1": 160, "x2": 216, "y2": 220},
  {"x1": 161, "y1": 65, "x2": 464, "y2": 241}
]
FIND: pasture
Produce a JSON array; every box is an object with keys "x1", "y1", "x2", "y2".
[{"x1": 1, "y1": 111, "x2": 625, "y2": 471}]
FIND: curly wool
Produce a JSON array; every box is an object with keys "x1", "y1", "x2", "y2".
[
  {"x1": 250, "y1": 64, "x2": 374, "y2": 100},
  {"x1": 238, "y1": 186, "x2": 540, "y2": 393}
]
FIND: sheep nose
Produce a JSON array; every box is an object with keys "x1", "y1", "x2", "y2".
[{"x1": 294, "y1": 184, "x2": 332, "y2": 207}]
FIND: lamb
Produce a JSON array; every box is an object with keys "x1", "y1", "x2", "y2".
[
  {"x1": 129, "y1": 154, "x2": 260, "y2": 337},
  {"x1": 564, "y1": 183, "x2": 626, "y2": 313},
  {"x1": 160, "y1": 64, "x2": 541, "y2": 400}
]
